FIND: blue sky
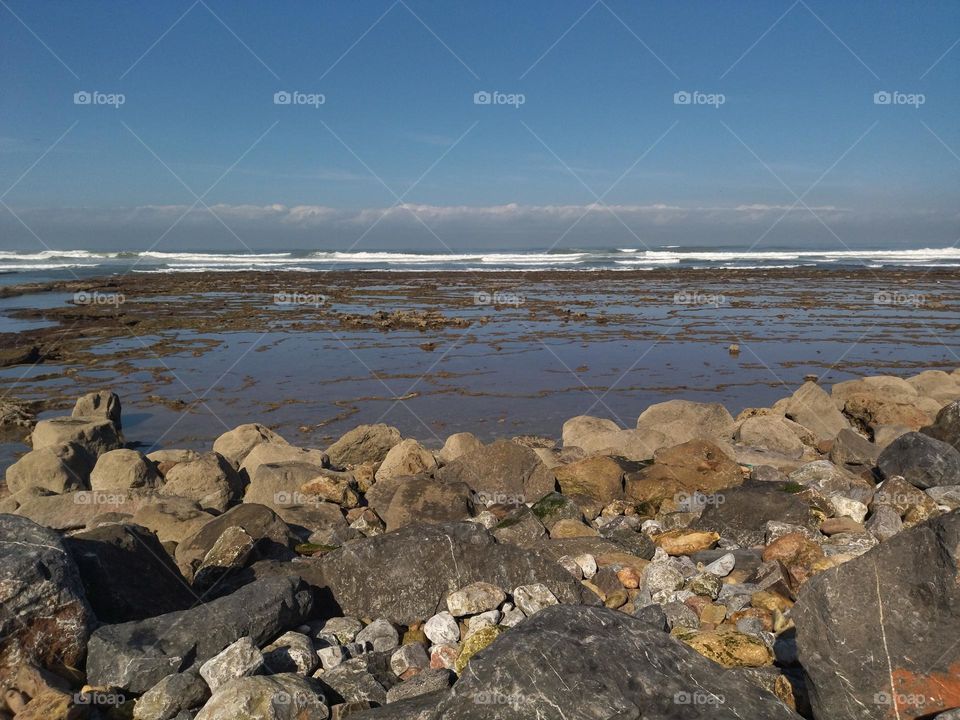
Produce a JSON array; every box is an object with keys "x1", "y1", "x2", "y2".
[{"x1": 1, "y1": 0, "x2": 958, "y2": 250}]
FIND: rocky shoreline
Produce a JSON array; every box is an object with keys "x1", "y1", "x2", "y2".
[{"x1": 2, "y1": 369, "x2": 960, "y2": 719}]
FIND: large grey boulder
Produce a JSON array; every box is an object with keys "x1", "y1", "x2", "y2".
[
  {"x1": 774, "y1": 381, "x2": 850, "y2": 441},
  {"x1": 326, "y1": 424, "x2": 401, "y2": 467},
  {"x1": 195, "y1": 673, "x2": 328, "y2": 720},
  {"x1": 437, "y1": 440, "x2": 556, "y2": 505},
  {"x1": 86, "y1": 575, "x2": 314, "y2": 694},
  {"x1": 636, "y1": 399, "x2": 736, "y2": 443},
  {"x1": 72, "y1": 389, "x2": 122, "y2": 427},
  {"x1": 318, "y1": 523, "x2": 594, "y2": 625},
  {"x1": 5, "y1": 442, "x2": 91, "y2": 494},
  {"x1": 213, "y1": 422, "x2": 288, "y2": 465},
  {"x1": 160, "y1": 452, "x2": 245, "y2": 512},
  {"x1": 65, "y1": 523, "x2": 195, "y2": 623},
  {"x1": 30, "y1": 415, "x2": 122, "y2": 457},
  {"x1": 430, "y1": 604, "x2": 800, "y2": 719},
  {"x1": 244, "y1": 460, "x2": 328, "y2": 508},
  {"x1": 365, "y1": 475, "x2": 473, "y2": 531},
  {"x1": 923, "y1": 399, "x2": 960, "y2": 451},
  {"x1": 90, "y1": 448, "x2": 161, "y2": 491},
  {"x1": 693, "y1": 482, "x2": 816, "y2": 547},
  {"x1": 793, "y1": 510, "x2": 960, "y2": 720},
  {"x1": 0, "y1": 514, "x2": 94, "y2": 686},
  {"x1": 560, "y1": 415, "x2": 620, "y2": 449},
  {"x1": 877, "y1": 431, "x2": 960, "y2": 489}
]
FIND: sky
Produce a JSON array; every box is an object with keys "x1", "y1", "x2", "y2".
[{"x1": 1, "y1": 0, "x2": 958, "y2": 251}]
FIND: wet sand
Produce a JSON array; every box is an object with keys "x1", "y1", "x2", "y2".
[{"x1": 0, "y1": 268, "x2": 958, "y2": 466}]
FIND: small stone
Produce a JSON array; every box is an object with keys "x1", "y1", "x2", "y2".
[
  {"x1": 512, "y1": 583, "x2": 559, "y2": 616},
  {"x1": 389, "y1": 643, "x2": 429, "y2": 676},
  {"x1": 319, "y1": 617, "x2": 363, "y2": 645},
  {"x1": 465, "y1": 610, "x2": 502, "y2": 636},
  {"x1": 423, "y1": 611, "x2": 460, "y2": 646},
  {"x1": 199, "y1": 637, "x2": 264, "y2": 693},
  {"x1": 355, "y1": 619, "x2": 398, "y2": 652},
  {"x1": 663, "y1": 601, "x2": 700, "y2": 630},
  {"x1": 316, "y1": 644, "x2": 346, "y2": 671},
  {"x1": 446, "y1": 582, "x2": 507, "y2": 617},
  {"x1": 703, "y1": 552, "x2": 736, "y2": 577},
  {"x1": 133, "y1": 670, "x2": 209, "y2": 720},
  {"x1": 557, "y1": 555, "x2": 583, "y2": 579},
  {"x1": 262, "y1": 631, "x2": 317, "y2": 675},
  {"x1": 470, "y1": 510, "x2": 499, "y2": 529},
  {"x1": 633, "y1": 603, "x2": 669, "y2": 632},
  {"x1": 455, "y1": 626, "x2": 501, "y2": 674},
  {"x1": 498, "y1": 603, "x2": 526, "y2": 628},
  {"x1": 604, "y1": 589, "x2": 628, "y2": 609},
  {"x1": 617, "y1": 566, "x2": 641, "y2": 589},
  {"x1": 349, "y1": 508, "x2": 385, "y2": 537},
  {"x1": 642, "y1": 563, "x2": 684, "y2": 595},
  {"x1": 681, "y1": 630, "x2": 775, "y2": 668},
  {"x1": 699, "y1": 603, "x2": 727, "y2": 625},
  {"x1": 429, "y1": 644, "x2": 458, "y2": 671},
  {"x1": 686, "y1": 573, "x2": 722, "y2": 599},
  {"x1": 573, "y1": 553, "x2": 597, "y2": 579},
  {"x1": 385, "y1": 667, "x2": 454, "y2": 704},
  {"x1": 819, "y1": 517, "x2": 865, "y2": 535},
  {"x1": 865, "y1": 505, "x2": 903, "y2": 541},
  {"x1": 655, "y1": 530, "x2": 720, "y2": 556},
  {"x1": 828, "y1": 494, "x2": 868, "y2": 523}
]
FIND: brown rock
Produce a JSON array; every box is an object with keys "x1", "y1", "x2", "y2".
[
  {"x1": 655, "y1": 529, "x2": 719, "y2": 555},
  {"x1": 625, "y1": 440, "x2": 743, "y2": 505}
]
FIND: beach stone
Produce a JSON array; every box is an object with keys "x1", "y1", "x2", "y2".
[
  {"x1": 703, "y1": 552, "x2": 736, "y2": 576},
  {"x1": 774, "y1": 381, "x2": 850, "y2": 441},
  {"x1": 213, "y1": 423, "x2": 288, "y2": 465},
  {"x1": 133, "y1": 669, "x2": 209, "y2": 720},
  {"x1": 11, "y1": 487, "x2": 141, "y2": 531},
  {"x1": 148, "y1": 448, "x2": 202, "y2": 477},
  {"x1": 356, "y1": 619, "x2": 399, "y2": 653},
  {"x1": 375, "y1": 439, "x2": 437, "y2": 481},
  {"x1": 877, "y1": 431, "x2": 960, "y2": 489},
  {"x1": 492, "y1": 505, "x2": 548, "y2": 545},
  {"x1": 244, "y1": 460, "x2": 328, "y2": 508},
  {"x1": 794, "y1": 510, "x2": 960, "y2": 720},
  {"x1": 554, "y1": 455, "x2": 630, "y2": 507},
  {"x1": 829, "y1": 428, "x2": 880, "y2": 469},
  {"x1": 655, "y1": 529, "x2": 719, "y2": 555},
  {"x1": 693, "y1": 482, "x2": 814, "y2": 547},
  {"x1": 446, "y1": 581, "x2": 507, "y2": 617},
  {"x1": 161, "y1": 452, "x2": 244, "y2": 512},
  {"x1": 367, "y1": 475, "x2": 472, "y2": 532},
  {"x1": 788, "y1": 460, "x2": 870, "y2": 498},
  {"x1": 576, "y1": 427, "x2": 672, "y2": 460},
  {"x1": 194, "y1": 674, "x2": 328, "y2": 720},
  {"x1": 174, "y1": 503, "x2": 297, "y2": 579},
  {"x1": 320, "y1": 617, "x2": 364, "y2": 645},
  {"x1": 326, "y1": 424, "x2": 402, "y2": 467},
  {"x1": 318, "y1": 522, "x2": 592, "y2": 625},
  {"x1": 735, "y1": 416, "x2": 809, "y2": 456},
  {"x1": 438, "y1": 432, "x2": 483, "y2": 463},
  {"x1": 384, "y1": 668, "x2": 453, "y2": 705},
  {"x1": 423, "y1": 612, "x2": 459, "y2": 646},
  {"x1": 193, "y1": 526, "x2": 256, "y2": 590},
  {"x1": 819, "y1": 516, "x2": 865, "y2": 535},
  {"x1": 839, "y1": 383, "x2": 932, "y2": 431},
  {"x1": 923, "y1": 399, "x2": 960, "y2": 450},
  {"x1": 30, "y1": 415, "x2": 121, "y2": 457},
  {"x1": 549, "y1": 517, "x2": 598, "y2": 538},
  {"x1": 241, "y1": 443, "x2": 329, "y2": 482},
  {"x1": 437, "y1": 439, "x2": 555, "y2": 505},
  {"x1": 927, "y1": 485, "x2": 960, "y2": 509},
  {"x1": 0, "y1": 515, "x2": 93, "y2": 686},
  {"x1": 642, "y1": 562, "x2": 684, "y2": 595},
  {"x1": 874, "y1": 424, "x2": 912, "y2": 450},
  {"x1": 828, "y1": 494, "x2": 869, "y2": 523},
  {"x1": 200, "y1": 637, "x2": 264, "y2": 692},
  {"x1": 512, "y1": 583, "x2": 559, "y2": 616},
  {"x1": 389, "y1": 643, "x2": 429, "y2": 677},
  {"x1": 865, "y1": 504, "x2": 903, "y2": 541},
  {"x1": 561, "y1": 415, "x2": 620, "y2": 449},
  {"x1": 299, "y1": 470, "x2": 360, "y2": 508},
  {"x1": 319, "y1": 657, "x2": 389, "y2": 705},
  {"x1": 89, "y1": 448, "x2": 160, "y2": 491},
  {"x1": 529, "y1": 491, "x2": 585, "y2": 529},
  {"x1": 65, "y1": 523, "x2": 194, "y2": 623},
  {"x1": 454, "y1": 626, "x2": 500, "y2": 674},
  {"x1": 262, "y1": 631, "x2": 317, "y2": 675},
  {"x1": 87, "y1": 575, "x2": 313, "y2": 694},
  {"x1": 636, "y1": 399, "x2": 736, "y2": 443},
  {"x1": 872, "y1": 476, "x2": 939, "y2": 520},
  {"x1": 131, "y1": 496, "x2": 213, "y2": 544},
  {"x1": 5, "y1": 442, "x2": 91, "y2": 494},
  {"x1": 909, "y1": 369, "x2": 960, "y2": 403},
  {"x1": 431, "y1": 604, "x2": 800, "y2": 719},
  {"x1": 625, "y1": 439, "x2": 743, "y2": 505},
  {"x1": 72, "y1": 389, "x2": 122, "y2": 427},
  {"x1": 349, "y1": 507, "x2": 386, "y2": 537},
  {"x1": 681, "y1": 630, "x2": 774, "y2": 668}
]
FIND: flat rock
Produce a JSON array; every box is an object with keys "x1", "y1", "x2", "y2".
[
  {"x1": 437, "y1": 439, "x2": 556, "y2": 505},
  {"x1": 693, "y1": 482, "x2": 815, "y2": 547}
]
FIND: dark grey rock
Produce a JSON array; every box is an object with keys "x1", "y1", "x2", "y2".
[
  {"x1": 633, "y1": 603, "x2": 669, "y2": 632},
  {"x1": 437, "y1": 440, "x2": 556, "y2": 505},
  {"x1": 693, "y1": 482, "x2": 815, "y2": 547},
  {"x1": 65, "y1": 523, "x2": 195, "y2": 623},
  {"x1": 529, "y1": 491, "x2": 585, "y2": 529},
  {"x1": 492, "y1": 505, "x2": 547, "y2": 546},
  {"x1": 86, "y1": 575, "x2": 313, "y2": 694},
  {"x1": 922, "y1": 399, "x2": 960, "y2": 451},
  {"x1": 877, "y1": 431, "x2": 960, "y2": 489},
  {"x1": 794, "y1": 510, "x2": 960, "y2": 720},
  {"x1": 318, "y1": 523, "x2": 593, "y2": 625},
  {"x1": 598, "y1": 525, "x2": 655, "y2": 559},
  {"x1": 830, "y1": 428, "x2": 880, "y2": 469},
  {"x1": 385, "y1": 669, "x2": 453, "y2": 704}
]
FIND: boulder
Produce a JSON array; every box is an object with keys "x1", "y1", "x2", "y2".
[
  {"x1": 437, "y1": 440, "x2": 556, "y2": 505},
  {"x1": 133, "y1": 669, "x2": 209, "y2": 720},
  {"x1": 773, "y1": 382, "x2": 850, "y2": 441},
  {"x1": 0, "y1": 515, "x2": 94, "y2": 686},
  {"x1": 636, "y1": 399, "x2": 736, "y2": 443},
  {"x1": 430, "y1": 604, "x2": 800, "y2": 719},
  {"x1": 366, "y1": 475, "x2": 472, "y2": 532},
  {"x1": 375, "y1": 439, "x2": 437, "y2": 481},
  {"x1": 318, "y1": 523, "x2": 594, "y2": 625},
  {"x1": 829, "y1": 428, "x2": 880, "y2": 469},
  {"x1": 878, "y1": 432, "x2": 960, "y2": 489},
  {"x1": 923, "y1": 399, "x2": 960, "y2": 451},
  {"x1": 194, "y1": 674, "x2": 327, "y2": 720},
  {"x1": 438, "y1": 432, "x2": 483, "y2": 464},
  {"x1": 65, "y1": 523, "x2": 195, "y2": 623},
  {"x1": 13, "y1": 488, "x2": 147, "y2": 531},
  {"x1": 199, "y1": 636, "x2": 264, "y2": 692},
  {"x1": 573, "y1": 427, "x2": 671, "y2": 460},
  {"x1": 175, "y1": 503, "x2": 297, "y2": 579},
  {"x1": 160, "y1": 452, "x2": 245, "y2": 513},
  {"x1": 275, "y1": 502, "x2": 355, "y2": 546},
  {"x1": 240, "y1": 443, "x2": 329, "y2": 483},
  {"x1": 72, "y1": 389, "x2": 122, "y2": 427},
  {"x1": 907, "y1": 369, "x2": 960, "y2": 404},
  {"x1": 788, "y1": 460, "x2": 873, "y2": 500},
  {"x1": 244, "y1": 460, "x2": 329, "y2": 508},
  {"x1": 554, "y1": 455, "x2": 632, "y2": 509},
  {"x1": 131, "y1": 496, "x2": 215, "y2": 544},
  {"x1": 794, "y1": 510, "x2": 960, "y2": 720},
  {"x1": 326, "y1": 424, "x2": 402, "y2": 467},
  {"x1": 834, "y1": 376, "x2": 933, "y2": 431},
  {"x1": 735, "y1": 416, "x2": 810, "y2": 457},
  {"x1": 86, "y1": 575, "x2": 314, "y2": 694},
  {"x1": 5, "y1": 442, "x2": 91, "y2": 494},
  {"x1": 213, "y1": 423, "x2": 288, "y2": 465},
  {"x1": 625, "y1": 440, "x2": 743, "y2": 505},
  {"x1": 30, "y1": 416, "x2": 122, "y2": 457},
  {"x1": 693, "y1": 482, "x2": 816, "y2": 547},
  {"x1": 90, "y1": 448, "x2": 161, "y2": 491},
  {"x1": 560, "y1": 415, "x2": 620, "y2": 449},
  {"x1": 446, "y1": 582, "x2": 507, "y2": 617},
  {"x1": 492, "y1": 505, "x2": 548, "y2": 546}
]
